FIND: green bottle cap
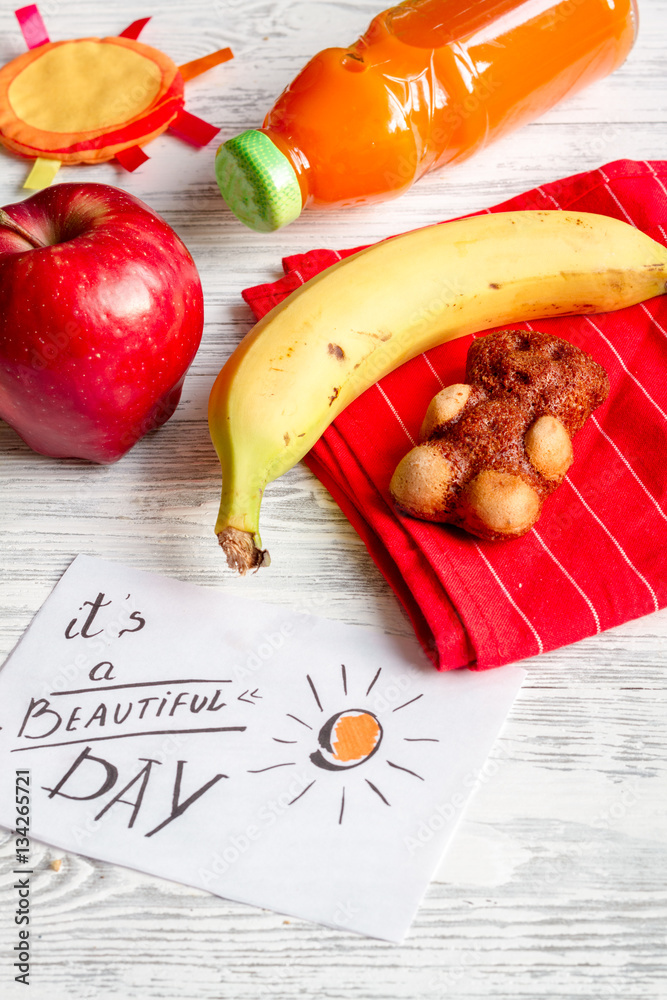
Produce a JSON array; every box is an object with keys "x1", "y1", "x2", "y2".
[{"x1": 215, "y1": 130, "x2": 303, "y2": 232}]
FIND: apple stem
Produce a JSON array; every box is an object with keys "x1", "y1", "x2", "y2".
[{"x1": 0, "y1": 209, "x2": 47, "y2": 249}]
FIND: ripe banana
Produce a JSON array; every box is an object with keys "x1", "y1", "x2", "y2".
[{"x1": 208, "y1": 210, "x2": 667, "y2": 572}]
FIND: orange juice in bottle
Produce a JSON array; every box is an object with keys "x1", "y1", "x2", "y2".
[{"x1": 216, "y1": 0, "x2": 638, "y2": 231}]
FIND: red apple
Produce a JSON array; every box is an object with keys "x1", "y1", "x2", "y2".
[{"x1": 0, "y1": 183, "x2": 204, "y2": 463}]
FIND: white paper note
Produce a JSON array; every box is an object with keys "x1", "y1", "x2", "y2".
[{"x1": 0, "y1": 555, "x2": 525, "y2": 941}]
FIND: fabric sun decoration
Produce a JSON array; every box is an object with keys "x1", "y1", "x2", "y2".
[{"x1": 0, "y1": 5, "x2": 233, "y2": 188}]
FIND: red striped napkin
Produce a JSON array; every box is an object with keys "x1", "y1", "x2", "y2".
[{"x1": 243, "y1": 160, "x2": 667, "y2": 671}]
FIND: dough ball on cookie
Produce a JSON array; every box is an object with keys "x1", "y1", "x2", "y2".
[
  {"x1": 390, "y1": 444, "x2": 456, "y2": 520},
  {"x1": 420, "y1": 384, "x2": 471, "y2": 439},
  {"x1": 525, "y1": 415, "x2": 573, "y2": 481}
]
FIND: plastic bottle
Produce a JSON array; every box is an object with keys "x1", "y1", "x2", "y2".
[{"x1": 216, "y1": 0, "x2": 639, "y2": 232}]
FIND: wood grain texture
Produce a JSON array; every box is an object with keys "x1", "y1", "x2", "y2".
[{"x1": 0, "y1": 0, "x2": 666, "y2": 997}]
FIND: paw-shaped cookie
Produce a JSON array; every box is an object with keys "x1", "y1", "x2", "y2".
[{"x1": 390, "y1": 329, "x2": 609, "y2": 540}]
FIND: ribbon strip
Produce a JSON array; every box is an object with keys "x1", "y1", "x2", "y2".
[
  {"x1": 115, "y1": 145, "x2": 150, "y2": 172},
  {"x1": 15, "y1": 4, "x2": 50, "y2": 49},
  {"x1": 23, "y1": 157, "x2": 61, "y2": 190},
  {"x1": 118, "y1": 17, "x2": 151, "y2": 41},
  {"x1": 179, "y1": 47, "x2": 233, "y2": 83},
  {"x1": 168, "y1": 109, "x2": 220, "y2": 147}
]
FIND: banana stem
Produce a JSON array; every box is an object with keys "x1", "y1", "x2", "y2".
[
  {"x1": 214, "y1": 477, "x2": 269, "y2": 573},
  {"x1": 217, "y1": 527, "x2": 270, "y2": 574}
]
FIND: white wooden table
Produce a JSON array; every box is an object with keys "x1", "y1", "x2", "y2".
[{"x1": 1, "y1": 1, "x2": 666, "y2": 997}]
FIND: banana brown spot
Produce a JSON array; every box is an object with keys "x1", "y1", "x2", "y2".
[
  {"x1": 356, "y1": 330, "x2": 392, "y2": 342},
  {"x1": 328, "y1": 343, "x2": 345, "y2": 359},
  {"x1": 329, "y1": 386, "x2": 340, "y2": 405}
]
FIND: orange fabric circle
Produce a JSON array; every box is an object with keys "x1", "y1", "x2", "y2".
[{"x1": 0, "y1": 36, "x2": 184, "y2": 164}]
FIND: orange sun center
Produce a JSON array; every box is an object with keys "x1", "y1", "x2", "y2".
[{"x1": 331, "y1": 712, "x2": 381, "y2": 762}]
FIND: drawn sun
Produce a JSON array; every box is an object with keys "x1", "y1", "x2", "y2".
[
  {"x1": 248, "y1": 665, "x2": 439, "y2": 824},
  {"x1": 310, "y1": 708, "x2": 383, "y2": 771}
]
